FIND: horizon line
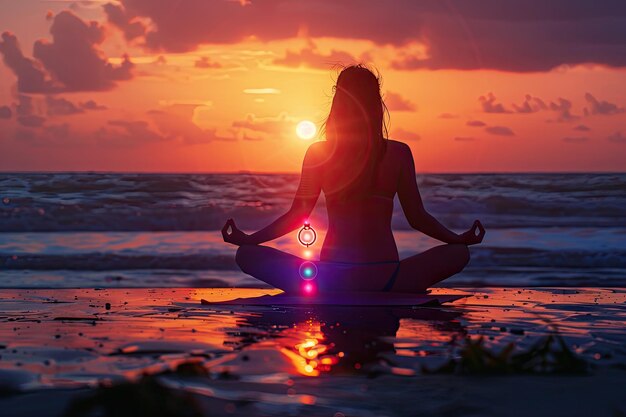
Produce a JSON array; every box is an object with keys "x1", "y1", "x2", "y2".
[{"x1": 1, "y1": 170, "x2": 625, "y2": 175}]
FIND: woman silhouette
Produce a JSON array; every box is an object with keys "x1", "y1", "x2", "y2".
[{"x1": 222, "y1": 65, "x2": 485, "y2": 294}]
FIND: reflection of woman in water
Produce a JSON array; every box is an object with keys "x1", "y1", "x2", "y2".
[
  {"x1": 223, "y1": 65, "x2": 485, "y2": 293},
  {"x1": 236, "y1": 307, "x2": 465, "y2": 375}
]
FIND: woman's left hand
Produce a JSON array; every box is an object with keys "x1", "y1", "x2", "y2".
[{"x1": 221, "y1": 219, "x2": 251, "y2": 246}]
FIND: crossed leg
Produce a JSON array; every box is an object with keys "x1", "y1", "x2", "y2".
[
  {"x1": 391, "y1": 244, "x2": 470, "y2": 293},
  {"x1": 235, "y1": 245, "x2": 397, "y2": 293},
  {"x1": 235, "y1": 243, "x2": 470, "y2": 294}
]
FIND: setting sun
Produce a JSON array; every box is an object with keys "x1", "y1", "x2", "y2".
[{"x1": 296, "y1": 120, "x2": 317, "y2": 140}]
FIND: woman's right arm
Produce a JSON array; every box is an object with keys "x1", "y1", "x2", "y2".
[{"x1": 396, "y1": 142, "x2": 484, "y2": 245}]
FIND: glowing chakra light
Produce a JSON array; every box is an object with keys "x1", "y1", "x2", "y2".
[
  {"x1": 298, "y1": 221, "x2": 317, "y2": 247},
  {"x1": 299, "y1": 261, "x2": 318, "y2": 280}
]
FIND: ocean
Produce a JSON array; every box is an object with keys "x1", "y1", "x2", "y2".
[{"x1": 1, "y1": 172, "x2": 625, "y2": 288}]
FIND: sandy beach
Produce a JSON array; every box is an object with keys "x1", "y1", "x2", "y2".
[{"x1": 1, "y1": 287, "x2": 625, "y2": 416}]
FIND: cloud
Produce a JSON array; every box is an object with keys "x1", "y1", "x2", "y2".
[
  {"x1": 466, "y1": 120, "x2": 486, "y2": 127},
  {"x1": 454, "y1": 136, "x2": 476, "y2": 142},
  {"x1": 95, "y1": 119, "x2": 165, "y2": 146},
  {"x1": 485, "y1": 126, "x2": 515, "y2": 136},
  {"x1": 242, "y1": 133, "x2": 264, "y2": 141},
  {"x1": 46, "y1": 96, "x2": 82, "y2": 116},
  {"x1": 113, "y1": 1, "x2": 626, "y2": 72},
  {"x1": 607, "y1": 131, "x2": 626, "y2": 143},
  {"x1": 43, "y1": 123, "x2": 70, "y2": 140},
  {"x1": 273, "y1": 44, "x2": 361, "y2": 69},
  {"x1": 13, "y1": 95, "x2": 46, "y2": 127},
  {"x1": 232, "y1": 113, "x2": 296, "y2": 140},
  {"x1": 195, "y1": 56, "x2": 222, "y2": 69},
  {"x1": 562, "y1": 136, "x2": 589, "y2": 144},
  {"x1": 0, "y1": 11, "x2": 134, "y2": 93},
  {"x1": 391, "y1": 127, "x2": 421, "y2": 141},
  {"x1": 438, "y1": 113, "x2": 458, "y2": 119},
  {"x1": 0, "y1": 32, "x2": 57, "y2": 93},
  {"x1": 513, "y1": 94, "x2": 547, "y2": 113},
  {"x1": 548, "y1": 98, "x2": 579, "y2": 122},
  {"x1": 479, "y1": 93, "x2": 510, "y2": 113},
  {"x1": 573, "y1": 124, "x2": 591, "y2": 132},
  {"x1": 103, "y1": 2, "x2": 146, "y2": 41},
  {"x1": 14, "y1": 123, "x2": 71, "y2": 144},
  {"x1": 0, "y1": 106, "x2": 11, "y2": 119},
  {"x1": 243, "y1": 88, "x2": 281, "y2": 95},
  {"x1": 17, "y1": 115, "x2": 46, "y2": 128},
  {"x1": 384, "y1": 92, "x2": 416, "y2": 112},
  {"x1": 15, "y1": 95, "x2": 35, "y2": 117},
  {"x1": 81, "y1": 100, "x2": 108, "y2": 111},
  {"x1": 46, "y1": 96, "x2": 108, "y2": 116},
  {"x1": 148, "y1": 104, "x2": 234, "y2": 144},
  {"x1": 583, "y1": 93, "x2": 625, "y2": 116}
]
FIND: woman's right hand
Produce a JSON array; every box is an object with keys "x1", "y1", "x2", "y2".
[
  {"x1": 221, "y1": 219, "x2": 251, "y2": 246},
  {"x1": 459, "y1": 220, "x2": 485, "y2": 245}
]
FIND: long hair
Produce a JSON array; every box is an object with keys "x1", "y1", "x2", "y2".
[{"x1": 324, "y1": 65, "x2": 389, "y2": 198}]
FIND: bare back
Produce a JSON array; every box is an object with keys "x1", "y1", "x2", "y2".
[{"x1": 307, "y1": 140, "x2": 409, "y2": 263}]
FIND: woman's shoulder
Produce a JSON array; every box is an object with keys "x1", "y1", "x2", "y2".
[
  {"x1": 305, "y1": 140, "x2": 328, "y2": 157},
  {"x1": 385, "y1": 139, "x2": 412, "y2": 157},
  {"x1": 386, "y1": 139, "x2": 410, "y2": 150}
]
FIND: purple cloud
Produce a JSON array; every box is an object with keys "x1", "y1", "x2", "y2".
[
  {"x1": 103, "y1": 3, "x2": 146, "y2": 41},
  {"x1": 81, "y1": 100, "x2": 108, "y2": 111},
  {"x1": 113, "y1": 1, "x2": 626, "y2": 72},
  {"x1": 1, "y1": 11, "x2": 134, "y2": 93},
  {"x1": 0, "y1": 105, "x2": 11, "y2": 119},
  {"x1": 549, "y1": 98, "x2": 579, "y2": 122},
  {"x1": 273, "y1": 45, "x2": 361, "y2": 70},
  {"x1": 513, "y1": 94, "x2": 547, "y2": 113},
  {"x1": 573, "y1": 124, "x2": 591, "y2": 132},
  {"x1": 0, "y1": 32, "x2": 57, "y2": 93},
  {"x1": 46, "y1": 96, "x2": 82, "y2": 116},
  {"x1": 479, "y1": 93, "x2": 511, "y2": 113},
  {"x1": 584, "y1": 93, "x2": 624, "y2": 116},
  {"x1": 195, "y1": 56, "x2": 222, "y2": 69},
  {"x1": 392, "y1": 127, "x2": 421, "y2": 141},
  {"x1": 562, "y1": 136, "x2": 589, "y2": 144},
  {"x1": 148, "y1": 105, "x2": 234, "y2": 144},
  {"x1": 385, "y1": 92, "x2": 416, "y2": 112},
  {"x1": 232, "y1": 113, "x2": 296, "y2": 140},
  {"x1": 466, "y1": 120, "x2": 486, "y2": 127},
  {"x1": 95, "y1": 119, "x2": 165, "y2": 146},
  {"x1": 485, "y1": 126, "x2": 515, "y2": 136},
  {"x1": 608, "y1": 131, "x2": 626, "y2": 143},
  {"x1": 17, "y1": 115, "x2": 46, "y2": 128}
]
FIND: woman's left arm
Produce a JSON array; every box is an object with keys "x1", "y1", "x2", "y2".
[{"x1": 222, "y1": 144, "x2": 322, "y2": 246}]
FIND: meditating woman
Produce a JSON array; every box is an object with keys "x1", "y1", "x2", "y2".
[{"x1": 222, "y1": 65, "x2": 485, "y2": 294}]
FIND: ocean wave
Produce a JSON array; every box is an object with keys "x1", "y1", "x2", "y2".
[
  {"x1": 1, "y1": 173, "x2": 625, "y2": 232},
  {"x1": 4, "y1": 248, "x2": 626, "y2": 271}
]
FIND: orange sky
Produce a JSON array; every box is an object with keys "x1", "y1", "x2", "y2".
[{"x1": 1, "y1": 1, "x2": 625, "y2": 173}]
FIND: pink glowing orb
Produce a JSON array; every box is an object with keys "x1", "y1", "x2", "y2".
[{"x1": 304, "y1": 283, "x2": 313, "y2": 294}]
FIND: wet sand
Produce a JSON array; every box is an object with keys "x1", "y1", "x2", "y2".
[{"x1": 1, "y1": 287, "x2": 625, "y2": 416}]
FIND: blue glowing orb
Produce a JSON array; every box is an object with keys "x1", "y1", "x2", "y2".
[{"x1": 299, "y1": 261, "x2": 318, "y2": 281}]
